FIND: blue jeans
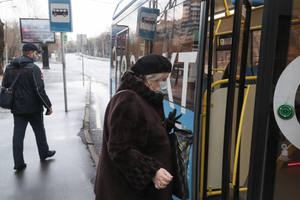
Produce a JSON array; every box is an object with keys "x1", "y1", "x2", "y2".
[{"x1": 13, "y1": 112, "x2": 49, "y2": 167}]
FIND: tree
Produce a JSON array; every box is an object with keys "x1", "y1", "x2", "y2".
[
  {"x1": 95, "y1": 31, "x2": 111, "y2": 57},
  {"x1": 7, "y1": 22, "x2": 22, "y2": 60},
  {"x1": 0, "y1": 19, "x2": 4, "y2": 75},
  {"x1": 64, "y1": 40, "x2": 77, "y2": 53},
  {"x1": 16, "y1": 0, "x2": 44, "y2": 18}
]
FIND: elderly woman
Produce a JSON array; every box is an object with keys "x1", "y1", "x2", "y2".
[{"x1": 94, "y1": 54, "x2": 174, "y2": 200}]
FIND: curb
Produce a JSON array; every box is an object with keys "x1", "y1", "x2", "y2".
[{"x1": 83, "y1": 75, "x2": 99, "y2": 168}]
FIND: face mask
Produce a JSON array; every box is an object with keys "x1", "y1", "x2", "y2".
[
  {"x1": 33, "y1": 54, "x2": 39, "y2": 62},
  {"x1": 154, "y1": 81, "x2": 167, "y2": 94}
]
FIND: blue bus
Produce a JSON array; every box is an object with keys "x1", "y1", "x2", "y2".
[{"x1": 110, "y1": 0, "x2": 300, "y2": 199}]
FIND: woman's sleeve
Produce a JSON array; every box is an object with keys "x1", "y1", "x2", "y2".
[{"x1": 107, "y1": 94, "x2": 163, "y2": 192}]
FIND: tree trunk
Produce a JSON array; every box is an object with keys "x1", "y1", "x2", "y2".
[{"x1": 0, "y1": 19, "x2": 4, "y2": 75}]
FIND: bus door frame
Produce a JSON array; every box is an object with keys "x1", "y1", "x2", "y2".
[
  {"x1": 110, "y1": 25, "x2": 128, "y2": 97},
  {"x1": 192, "y1": 0, "x2": 210, "y2": 199},
  {"x1": 247, "y1": 0, "x2": 293, "y2": 199},
  {"x1": 115, "y1": 27, "x2": 129, "y2": 91}
]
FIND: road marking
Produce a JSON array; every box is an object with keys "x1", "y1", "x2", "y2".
[
  {"x1": 95, "y1": 94, "x2": 102, "y2": 129},
  {"x1": 92, "y1": 77, "x2": 102, "y2": 129}
]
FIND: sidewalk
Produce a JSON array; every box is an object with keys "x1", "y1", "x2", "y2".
[{"x1": 0, "y1": 62, "x2": 96, "y2": 200}]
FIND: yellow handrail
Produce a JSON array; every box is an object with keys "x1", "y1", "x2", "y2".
[
  {"x1": 215, "y1": 25, "x2": 262, "y2": 36},
  {"x1": 211, "y1": 4, "x2": 264, "y2": 21},
  {"x1": 200, "y1": 97, "x2": 207, "y2": 199},
  {"x1": 223, "y1": 0, "x2": 231, "y2": 17},
  {"x1": 213, "y1": 20, "x2": 222, "y2": 45},
  {"x1": 211, "y1": 76, "x2": 257, "y2": 89},
  {"x1": 276, "y1": 144, "x2": 297, "y2": 172},
  {"x1": 200, "y1": 76, "x2": 257, "y2": 198},
  {"x1": 252, "y1": 5, "x2": 264, "y2": 11},
  {"x1": 212, "y1": 68, "x2": 226, "y2": 71},
  {"x1": 231, "y1": 85, "x2": 251, "y2": 188},
  {"x1": 207, "y1": 187, "x2": 248, "y2": 196},
  {"x1": 215, "y1": 17, "x2": 300, "y2": 37}
]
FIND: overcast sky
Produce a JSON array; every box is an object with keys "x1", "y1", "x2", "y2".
[{"x1": 0, "y1": 0, "x2": 120, "y2": 41}]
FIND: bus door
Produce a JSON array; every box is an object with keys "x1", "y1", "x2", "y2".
[
  {"x1": 248, "y1": 0, "x2": 300, "y2": 199},
  {"x1": 193, "y1": 0, "x2": 255, "y2": 199}
]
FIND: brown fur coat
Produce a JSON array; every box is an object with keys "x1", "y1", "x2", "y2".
[{"x1": 94, "y1": 72, "x2": 173, "y2": 200}]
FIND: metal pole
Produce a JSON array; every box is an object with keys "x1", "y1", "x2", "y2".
[
  {"x1": 88, "y1": 39, "x2": 90, "y2": 55},
  {"x1": 61, "y1": 32, "x2": 68, "y2": 112},
  {"x1": 81, "y1": 34, "x2": 84, "y2": 86},
  {"x1": 102, "y1": 40, "x2": 105, "y2": 58}
]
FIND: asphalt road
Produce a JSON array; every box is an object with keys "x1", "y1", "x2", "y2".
[{"x1": 64, "y1": 54, "x2": 110, "y2": 155}]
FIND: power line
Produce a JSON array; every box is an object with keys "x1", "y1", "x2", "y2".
[
  {"x1": 86, "y1": 0, "x2": 116, "y2": 4},
  {"x1": 0, "y1": 0, "x2": 12, "y2": 4}
]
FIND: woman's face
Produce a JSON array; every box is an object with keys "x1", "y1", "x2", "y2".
[{"x1": 146, "y1": 73, "x2": 169, "y2": 91}]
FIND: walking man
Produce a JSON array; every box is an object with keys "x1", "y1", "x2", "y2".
[{"x1": 1, "y1": 43, "x2": 56, "y2": 171}]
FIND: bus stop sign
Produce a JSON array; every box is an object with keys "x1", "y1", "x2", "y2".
[{"x1": 48, "y1": 0, "x2": 73, "y2": 32}]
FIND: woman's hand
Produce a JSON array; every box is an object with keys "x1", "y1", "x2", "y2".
[{"x1": 152, "y1": 168, "x2": 173, "y2": 189}]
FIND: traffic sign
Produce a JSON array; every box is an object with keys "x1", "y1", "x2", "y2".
[
  {"x1": 77, "y1": 34, "x2": 87, "y2": 45},
  {"x1": 48, "y1": 0, "x2": 73, "y2": 32},
  {"x1": 63, "y1": 34, "x2": 68, "y2": 42}
]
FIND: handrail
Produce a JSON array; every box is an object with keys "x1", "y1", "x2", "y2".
[
  {"x1": 200, "y1": 99, "x2": 207, "y2": 199},
  {"x1": 252, "y1": 5, "x2": 264, "y2": 10},
  {"x1": 207, "y1": 187, "x2": 247, "y2": 196},
  {"x1": 223, "y1": 0, "x2": 231, "y2": 17},
  {"x1": 231, "y1": 85, "x2": 251, "y2": 188},
  {"x1": 215, "y1": 17, "x2": 300, "y2": 37},
  {"x1": 200, "y1": 76, "x2": 257, "y2": 197},
  {"x1": 215, "y1": 25, "x2": 262, "y2": 36},
  {"x1": 276, "y1": 144, "x2": 294, "y2": 162},
  {"x1": 211, "y1": 76, "x2": 257, "y2": 89},
  {"x1": 213, "y1": 20, "x2": 222, "y2": 45},
  {"x1": 276, "y1": 144, "x2": 296, "y2": 172},
  {"x1": 212, "y1": 3, "x2": 264, "y2": 21},
  {"x1": 212, "y1": 68, "x2": 226, "y2": 71}
]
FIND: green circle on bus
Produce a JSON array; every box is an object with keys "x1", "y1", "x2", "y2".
[{"x1": 278, "y1": 104, "x2": 294, "y2": 119}]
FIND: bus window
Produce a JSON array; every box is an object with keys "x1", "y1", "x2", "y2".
[
  {"x1": 217, "y1": 50, "x2": 231, "y2": 69},
  {"x1": 252, "y1": 31, "x2": 261, "y2": 64},
  {"x1": 152, "y1": 1, "x2": 200, "y2": 111}
]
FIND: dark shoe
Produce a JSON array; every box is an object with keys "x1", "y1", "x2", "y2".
[
  {"x1": 41, "y1": 150, "x2": 56, "y2": 161},
  {"x1": 14, "y1": 163, "x2": 27, "y2": 171}
]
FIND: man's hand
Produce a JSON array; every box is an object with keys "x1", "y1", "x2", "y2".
[{"x1": 46, "y1": 107, "x2": 53, "y2": 115}]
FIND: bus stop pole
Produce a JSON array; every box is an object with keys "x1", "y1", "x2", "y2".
[
  {"x1": 61, "y1": 32, "x2": 68, "y2": 112},
  {"x1": 81, "y1": 35, "x2": 85, "y2": 86}
]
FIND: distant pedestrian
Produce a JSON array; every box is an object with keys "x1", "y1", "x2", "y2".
[
  {"x1": 1, "y1": 43, "x2": 56, "y2": 171},
  {"x1": 94, "y1": 54, "x2": 174, "y2": 200}
]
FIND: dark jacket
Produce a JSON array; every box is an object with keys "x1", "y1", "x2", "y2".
[
  {"x1": 1, "y1": 56, "x2": 52, "y2": 114},
  {"x1": 94, "y1": 72, "x2": 173, "y2": 200}
]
